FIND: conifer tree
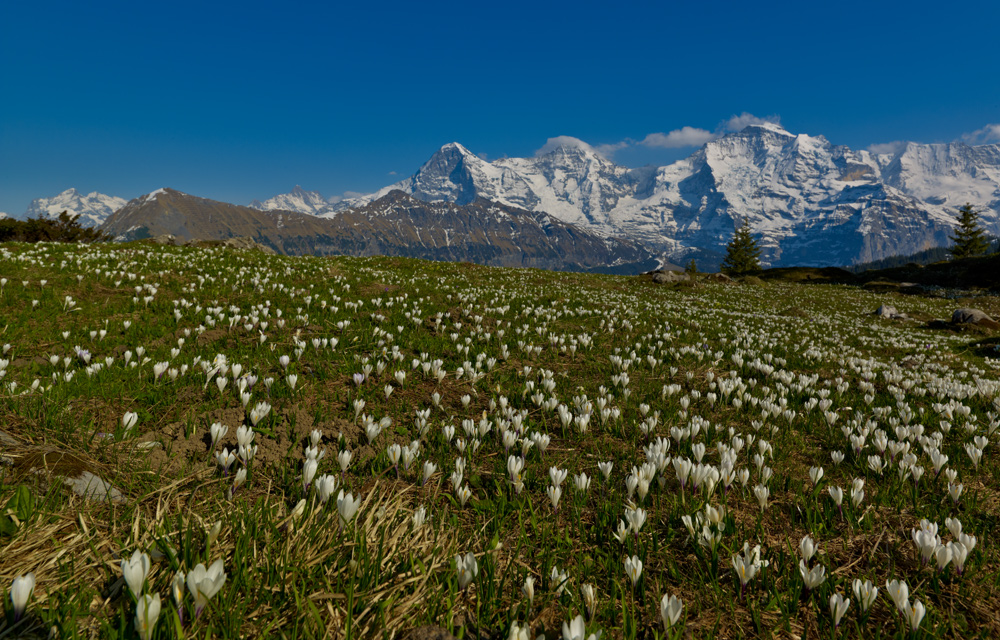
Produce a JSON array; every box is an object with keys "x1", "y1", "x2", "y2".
[
  {"x1": 949, "y1": 203, "x2": 990, "y2": 260},
  {"x1": 721, "y1": 218, "x2": 761, "y2": 275}
]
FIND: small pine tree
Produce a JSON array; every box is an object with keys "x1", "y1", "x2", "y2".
[
  {"x1": 685, "y1": 258, "x2": 698, "y2": 275},
  {"x1": 949, "y1": 203, "x2": 990, "y2": 260},
  {"x1": 721, "y1": 218, "x2": 761, "y2": 275}
]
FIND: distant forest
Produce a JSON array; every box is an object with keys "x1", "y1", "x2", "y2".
[{"x1": 847, "y1": 239, "x2": 1000, "y2": 273}]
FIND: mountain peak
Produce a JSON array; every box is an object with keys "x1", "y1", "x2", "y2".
[
  {"x1": 248, "y1": 185, "x2": 333, "y2": 215},
  {"x1": 535, "y1": 136, "x2": 599, "y2": 158},
  {"x1": 438, "y1": 142, "x2": 473, "y2": 155},
  {"x1": 739, "y1": 121, "x2": 792, "y2": 136},
  {"x1": 23, "y1": 188, "x2": 126, "y2": 228}
]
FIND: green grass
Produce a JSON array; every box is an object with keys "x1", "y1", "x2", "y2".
[{"x1": 1, "y1": 241, "x2": 999, "y2": 639}]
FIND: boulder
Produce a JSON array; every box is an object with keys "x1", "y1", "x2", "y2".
[
  {"x1": 223, "y1": 236, "x2": 276, "y2": 254},
  {"x1": 873, "y1": 304, "x2": 907, "y2": 320},
  {"x1": 707, "y1": 272, "x2": 733, "y2": 283},
  {"x1": 650, "y1": 271, "x2": 688, "y2": 284},
  {"x1": 152, "y1": 234, "x2": 181, "y2": 246},
  {"x1": 874, "y1": 304, "x2": 897, "y2": 318},
  {"x1": 952, "y1": 308, "x2": 1000, "y2": 330}
]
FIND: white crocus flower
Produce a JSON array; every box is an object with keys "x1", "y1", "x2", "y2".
[
  {"x1": 122, "y1": 550, "x2": 150, "y2": 599},
  {"x1": 337, "y1": 490, "x2": 361, "y2": 526},
  {"x1": 455, "y1": 552, "x2": 478, "y2": 590},
  {"x1": 10, "y1": 573, "x2": 35, "y2": 621},
  {"x1": 134, "y1": 593, "x2": 162, "y2": 640},
  {"x1": 186, "y1": 559, "x2": 226, "y2": 617}
]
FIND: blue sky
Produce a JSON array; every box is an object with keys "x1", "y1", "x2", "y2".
[{"x1": 2, "y1": 0, "x2": 999, "y2": 214}]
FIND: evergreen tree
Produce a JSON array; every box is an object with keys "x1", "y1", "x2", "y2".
[
  {"x1": 721, "y1": 218, "x2": 761, "y2": 275},
  {"x1": 685, "y1": 258, "x2": 698, "y2": 275},
  {"x1": 949, "y1": 203, "x2": 990, "y2": 260}
]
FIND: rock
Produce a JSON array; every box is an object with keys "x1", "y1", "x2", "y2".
[
  {"x1": 873, "y1": 304, "x2": 909, "y2": 320},
  {"x1": 953, "y1": 308, "x2": 993, "y2": 324},
  {"x1": 152, "y1": 234, "x2": 181, "y2": 246},
  {"x1": 707, "y1": 272, "x2": 733, "y2": 283},
  {"x1": 63, "y1": 471, "x2": 124, "y2": 503},
  {"x1": 0, "y1": 430, "x2": 20, "y2": 467},
  {"x1": 650, "y1": 270, "x2": 688, "y2": 284},
  {"x1": 874, "y1": 304, "x2": 898, "y2": 318},
  {"x1": 223, "y1": 236, "x2": 276, "y2": 254},
  {"x1": 0, "y1": 428, "x2": 20, "y2": 447},
  {"x1": 952, "y1": 308, "x2": 1000, "y2": 330}
]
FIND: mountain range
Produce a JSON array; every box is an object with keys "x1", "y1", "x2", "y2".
[
  {"x1": 101, "y1": 188, "x2": 655, "y2": 273},
  {"x1": 16, "y1": 123, "x2": 1000, "y2": 268},
  {"x1": 249, "y1": 185, "x2": 336, "y2": 217},
  {"x1": 12, "y1": 188, "x2": 127, "y2": 228}
]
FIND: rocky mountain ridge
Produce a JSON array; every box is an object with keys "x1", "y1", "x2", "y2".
[{"x1": 100, "y1": 188, "x2": 655, "y2": 273}]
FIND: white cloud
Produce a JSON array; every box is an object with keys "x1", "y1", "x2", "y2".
[
  {"x1": 867, "y1": 141, "x2": 907, "y2": 155},
  {"x1": 632, "y1": 112, "x2": 782, "y2": 153},
  {"x1": 721, "y1": 112, "x2": 781, "y2": 132},
  {"x1": 531, "y1": 112, "x2": 785, "y2": 161},
  {"x1": 961, "y1": 123, "x2": 1000, "y2": 145},
  {"x1": 535, "y1": 136, "x2": 597, "y2": 156},
  {"x1": 387, "y1": 170, "x2": 397, "y2": 176},
  {"x1": 640, "y1": 126, "x2": 717, "y2": 149},
  {"x1": 327, "y1": 190, "x2": 368, "y2": 204},
  {"x1": 594, "y1": 140, "x2": 630, "y2": 157}
]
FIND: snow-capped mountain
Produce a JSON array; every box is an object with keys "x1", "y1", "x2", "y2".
[
  {"x1": 281, "y1": 124, "x2": 999, "y2": 267},
  {"x1": 22, "y1": 188, "x2": 127, "y2": 228},
  {"x1": 249, "y1": 186, "x2": 335, "y2": 216}
]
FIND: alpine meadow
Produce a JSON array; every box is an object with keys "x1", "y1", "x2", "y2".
[{"x1": 1, "y1": 240, "x2": 999, "y2": 639}]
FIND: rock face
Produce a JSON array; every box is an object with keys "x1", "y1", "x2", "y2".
[
  {"x1": 317, "y1": 126, "x2": 1000, "y2": 268},
  {"x1": 101, "y1": 188, "x2": 656, "y2": 273}
]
